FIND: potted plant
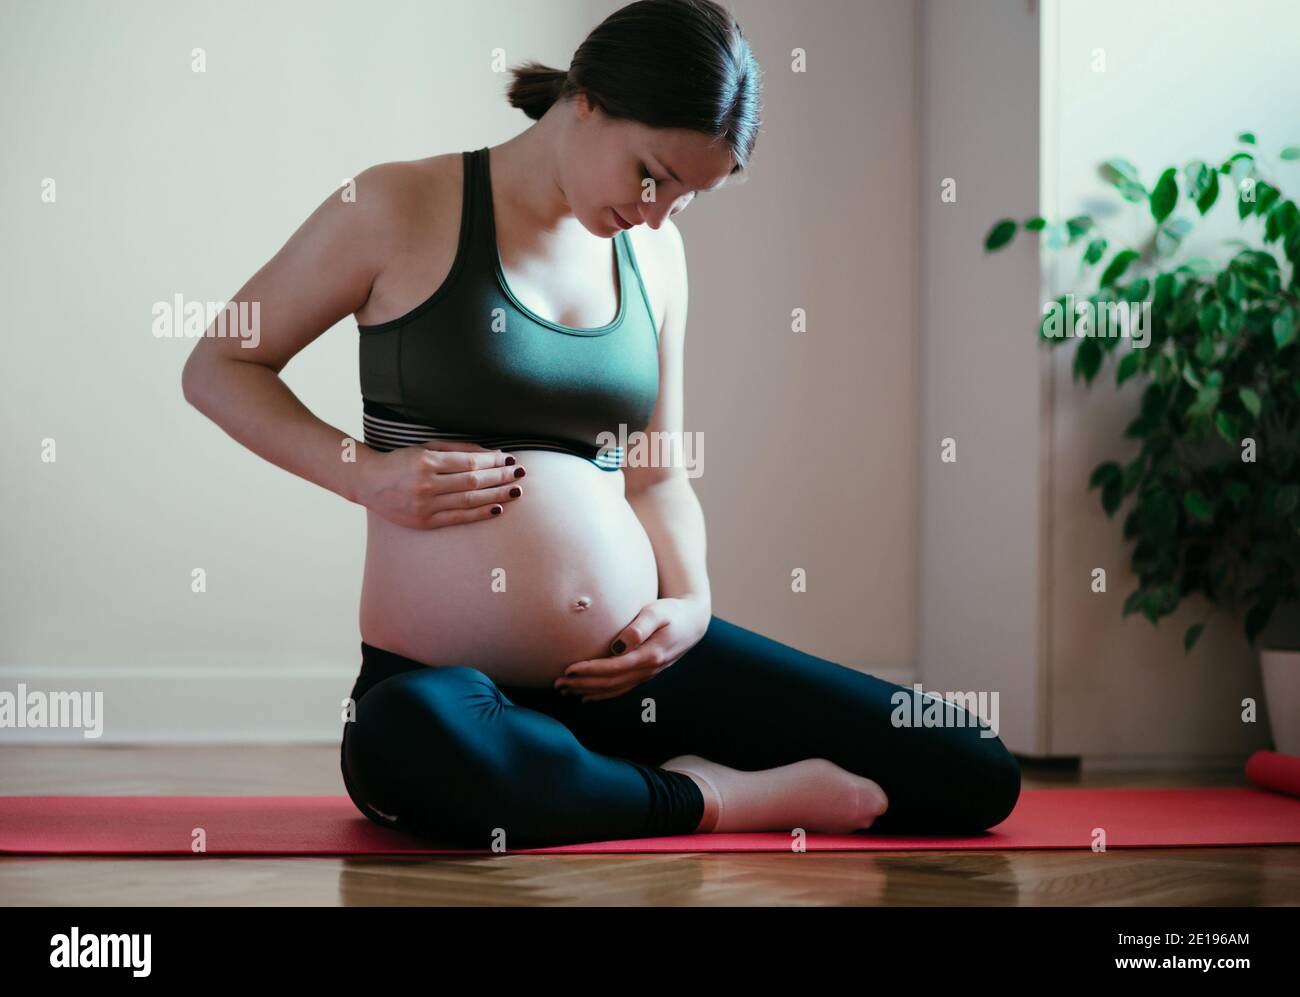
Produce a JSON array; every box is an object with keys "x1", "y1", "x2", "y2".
[{"x1": 984, "y1": 132, "x2": 1300, "y2": 753}]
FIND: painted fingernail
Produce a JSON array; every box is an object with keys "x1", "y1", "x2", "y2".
[
  {"x1": 611, "y1": 640, "x2": 626, "y2": 654},
  {"x1": 504, "y1": 455, "x2": 516, "y2": 465},
  {"x1": 513, "y1": 467, "x2": 526, "y2": 478},
  {"x1": 508, "y1": 486, "x2": 522, "y2": 497},
  {"x1": 490, "y1": 505, "x2": 502, "y2": 515}
]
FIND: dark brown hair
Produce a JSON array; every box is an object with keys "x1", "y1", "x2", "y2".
[{"x1": 506, "y1": 0, "x2": 762, "y2": 174}]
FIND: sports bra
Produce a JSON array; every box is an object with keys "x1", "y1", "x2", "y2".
[{"x1": 356, "y1": 146, "x2": 661, "y2": 472}]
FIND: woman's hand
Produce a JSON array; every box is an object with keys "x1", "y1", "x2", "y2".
[
  {"x1": 555, "y1": 597, "x2": 711, "y2": 703},
  {"x1": 358, "y1": 443, "x2": 526, "y2": 529}
]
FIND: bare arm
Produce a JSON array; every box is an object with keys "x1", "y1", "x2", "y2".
[
  {"x1": 624, "y1": 219, "x2": 712, "y2": 615},
  {"x1": 181, "y1": 163, "x2": 521, "y2": 527},
  {"x1": 181, "y1": 166, "x2": 396, "y2": 502}
]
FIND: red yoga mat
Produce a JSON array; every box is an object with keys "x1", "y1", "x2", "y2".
[
  {"x1": 1, "y1": 786, "x2": 1297, "y2": 855},
  {"x1": 1245, "y1": 749, "x2": 1300, "y2": 798}
]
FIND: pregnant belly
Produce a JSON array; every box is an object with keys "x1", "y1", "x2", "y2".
[{"x1": 358, "y1": 450, "x2": 660, "y2": 687}]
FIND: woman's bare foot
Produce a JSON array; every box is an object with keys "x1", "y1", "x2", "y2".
[{"x1": 662, "y1": 754, "x2": 888, "y2": 834}]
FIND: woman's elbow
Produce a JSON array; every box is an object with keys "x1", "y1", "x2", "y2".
[{"x1": 181, "y1": 346, "x2": 221, "y2": 413}]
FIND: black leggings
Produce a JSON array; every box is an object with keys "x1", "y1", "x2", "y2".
[{"x1": 340, "y1": 614, "x2": 1021, "y2": 849}]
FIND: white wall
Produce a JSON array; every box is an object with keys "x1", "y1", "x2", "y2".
[
  {"x1": 918, "y1": 0, "x2": 1045, "y2": 755},
  {"x1": 0, "y1": 0, "x2": 921, "y2": 741}
]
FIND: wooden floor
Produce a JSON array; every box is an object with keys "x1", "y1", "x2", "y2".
[{"x1": 2, "y1": 746, "x2": 1297, "y2": 906}]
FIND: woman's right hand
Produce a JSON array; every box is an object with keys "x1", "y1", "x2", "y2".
[{"x1": 358, "y1": 442, "x2": 526, "y2": 529}]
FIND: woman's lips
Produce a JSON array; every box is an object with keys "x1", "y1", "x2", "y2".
[{"x1": 612, "y1": 208, "x2": 634, "y2": 230}]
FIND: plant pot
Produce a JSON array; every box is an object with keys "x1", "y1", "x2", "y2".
[{"x1": 1260, "y1": 649, "x2": 1300, "y2": 755}]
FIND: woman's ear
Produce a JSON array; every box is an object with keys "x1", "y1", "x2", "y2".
[{"x1": 573, "y1": 89, "x2": 603, "y2": 120}]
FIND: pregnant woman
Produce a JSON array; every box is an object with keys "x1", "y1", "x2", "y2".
[{"x1": 182, "y1": 0, "x2": 1021, "y2": 849}]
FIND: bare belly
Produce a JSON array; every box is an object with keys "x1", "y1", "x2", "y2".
[{"x1": 358, "y1": 450, "x2": 660, "y2": 686}]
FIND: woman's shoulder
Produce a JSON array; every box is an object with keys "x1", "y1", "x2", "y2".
[
  {"x1": 626, "y1": 219, "x2": 686, "y2": 335},
  {"x1": 350, "y1": 154, "x2": 462, "y2": 235}
]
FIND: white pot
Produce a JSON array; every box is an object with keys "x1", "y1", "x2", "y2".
[{"x1": 1260, "y1": 648, "x2": 1300, "y2": 755}]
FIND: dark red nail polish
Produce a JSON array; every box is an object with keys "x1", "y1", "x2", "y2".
[
  {"x1": 611, "y1": 640, "x2": 625, "y2": 654},
  {"x1": 509, "y1": 486, "x2": 522, "y2": 497},
  {"x1": 514, "y1": 466, "x2": 526, "y2": 478},
  {"x1": 504, "y1": 455, "x2": 516, "y2": 465},
  {"x1": 491, "y1": 505, "x2": 502, "y2": 515}
]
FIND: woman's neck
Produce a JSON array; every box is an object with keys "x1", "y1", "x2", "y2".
[{"x1": 487, "y1": 112, "x2": 588, "y2": 243}]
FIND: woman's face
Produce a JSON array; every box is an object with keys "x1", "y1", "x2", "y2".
[{"x1": 563, "y1": 92, "x2": 736, "y2": 236}]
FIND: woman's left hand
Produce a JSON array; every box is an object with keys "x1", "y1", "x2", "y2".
[{"x1": 555, "y1": 597, "x2": 711, "y2": 703}]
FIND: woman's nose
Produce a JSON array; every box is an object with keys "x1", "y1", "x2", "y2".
[{"x1": 648, "y1": 190, "x2": 695, "y2": 228}]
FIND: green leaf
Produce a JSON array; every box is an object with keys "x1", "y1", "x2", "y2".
[
  {"x1": 984, "y1": 219, "x2": 1017, "y2": 251},
  {"x1": 1117, "y1": 350, "x2": 1142, "y2": 385},
  {"x1": 1089, "y1": 461, "x2": 1122, "y2": 489},
  {"x1": 1120, "y1": 278, "x2": 1150, "y2": 302},
  {"x1": 1281, "y1": 146, "x2": 1300, "y2": 160},
  {"x1": 1266, "y1": 202, "x2": 1284, "y2": 241},
  {"x1": 1101, "y1": 477, "x2": 1124, "y2": 516},
  {"x1": 1198, "y1": 302, "x2": 1223, "y2": 335},
  {"x1": 1100, "y1": 249, "x2": 1139, "y2": 287},
  {"x1": 1176, "y1": 257, "x2": 1215, "y2": 276},
  {"x1": 1083, "y1": 237, "x2": 1108, "y2": 265},
  {"x1": 1102, "y1": 158, "x2": 1140, "y2": 181},
  {"x1": 1236, "y1": 248, "x2": 1279, "y2": 271},
  {"x1": 1216, "y1": 269, "x2": 1243, "y2": 306},
  {"x1": 1239, "y1": 386, "x2": 1261, "y2": 418},
  {"x1": 1184, "y1": 490, "x2": 1214, "y2": 522},
  {"x1": 1066, "y1": 215, "x2": 1093, "y2": 240},
  {"x1": 1215, "y1": 410, "x2": 1239, "y2": 444},
  {"x1": 1196, "y1": 334, "x2": 1216, "y2": 365},
  {"x1": 1238, "y1": 131, "x2": 1257, "y2": 145},
  {"x1": 1239, "y1": 181, "x2": 1258, "y2": 219},
  {"x1": 1257, "y1": 182, "x2": 1281, "y2": 217},
  {"x1": 1121, "y1": 457, "x2": 1145, "y2": 493},
  {"x1": 1184, "y1": 160, "x2": 1211, "y2": 195},
  {"x1": 1040, "y1": 294, "x2": 1072, "y2": 344},
  {"x1": 1195, "y1": 171, "x2": 1219, "y2": 215},
  {"x1": 1274, "y1": 308, "x2": 1297, "y2": 350},
  {"x1": 1246, "y1": 601, "x2": 1274, "y2": 643},
  {"x1": 1187, "y1": 384, "x2": 1220, "y2": 417},
  {"x1": 1184, "y1": 622, "x2": 1205, "y2": 652},
  {"x1": 1099, "y1": 159, "x2": 1147, "y2": 202},
  {"x1": 1073, "y1": 335, "x2": 1103, "y2": 383},
  {"x1": 1220, "y1": 152, "x2": 1255, "y2": 175},
  {"x1": 1156, "y1": 218, "x2": 1193, "y2": 256},
  {"x1": 1122, "y1": 588, "x2": 1145, "y2": 617},
  {"x1": 1226, "y1": 480, "x2": 1252, "y2": 510},
  {"x1": 1023, "y1": 216, "x2": 1046, "y2": 231},
  {"x1": 1267, "y1": 201, "x2": 1299, "y2": 243},
  {"x1": 1151, "y1": 168, "x2": 1178, "y2": 222}
]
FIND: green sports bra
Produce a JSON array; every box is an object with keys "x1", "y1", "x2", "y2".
[{"x1": 357, "y1": 146, "x2": 660, "y2": 471}]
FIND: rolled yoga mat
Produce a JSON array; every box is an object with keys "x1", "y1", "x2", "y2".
[
  {"x1": 1, "y1": 787, "x2": 1298, "y2": 855},
  {"x1": 1245, "y1": 749, "x2": 1300, "y2": 798}
]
